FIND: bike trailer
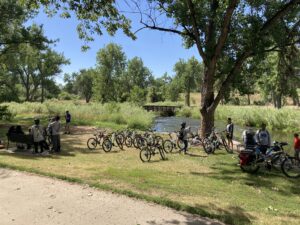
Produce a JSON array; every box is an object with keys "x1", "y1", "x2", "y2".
[{"x1": 239, "y1": 149, "x2": 256, "y2": 166}]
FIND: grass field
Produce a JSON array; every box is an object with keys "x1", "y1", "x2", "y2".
[{"x1": 0, "y1": 124, "x2": 299, "y2": 225}]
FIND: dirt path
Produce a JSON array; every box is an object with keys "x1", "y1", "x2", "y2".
[{"x1": 0, "y1": 169, "x2": 223, "y2": 225}]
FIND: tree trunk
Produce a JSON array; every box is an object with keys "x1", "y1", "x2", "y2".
[
  {"x1": 200, "y1": 108, "x2": 215, "y2": 138},
  {"x1": 41, "y1": 77, "x2": 44, "y2": 103},
  {"x1": 247, "y1": 94, "x2": 251, "y2": 105},
  {"x1": 200, "y1": 67, "x2": 215, "y2": 137},
  {"x1": 185, "y1": 90, "x2": 190, "y2": 107},
  {"x1": 275, "y1": 94, "x2": 282, "y2": 109}
]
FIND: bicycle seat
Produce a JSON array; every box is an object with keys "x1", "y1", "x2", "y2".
[{"x1": 280, "y1": 142, "x2": 288, "y2": 146}]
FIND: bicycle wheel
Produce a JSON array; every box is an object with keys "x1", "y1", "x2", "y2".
[
  {"x1": 240, "y1": 160, "x2": 260, "y2": 173},
  {"x1": 87, "y1": 138, "x2": 98, "y2": 150},
  {"x1": 117, "y1": 133, "x2": 125, "y2": 144},
  {"x1": 138, "y1": 138, "x2": 148, "y2": 150},
  {"x1": 125, "y1": 136, "x2": 133, "y2": 148},
  {"x1": 158, "y1": 147, "x2": 167, "y2": 160},
  {"x1": 177, "y1": 139, "x2": 185, "y2": 150},
  {"x1": 202, "y1": 139, "x2": 214, "y2": 154},
  {"x1": 116, "y1": 137, "x2": 124, "y2": 150},
  {"x1": 133, "y1": 137, "x2": 140, "y2": 149},
  {"x1": 155, "y1": 136, "x2": 164, "y2": 147},
  {"x1": 163, "y1": 140, "x2": 173, "y2": 153},
  {"x1": 102, "y1": 138, "x2": 112, "y2": 152},
  {"x1": 281, "y1": 157, "x2": 300, "y2": 178},
  {"x1": 140, "y1": 147, "x2": 151, "y2": 162},
  {"x1": 222, "y1": 137, "x2": 233, "y2": 153}
]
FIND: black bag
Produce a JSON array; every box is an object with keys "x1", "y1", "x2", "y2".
[{"x1": 245, "y1": 131, "x2": 256, "y2": 146}]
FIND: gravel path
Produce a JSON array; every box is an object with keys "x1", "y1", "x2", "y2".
[{"x1": 0, "y1": 168, "x2": 224, "y2": 225}]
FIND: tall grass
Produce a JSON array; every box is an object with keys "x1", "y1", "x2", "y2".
[
  {"x1": 176, "y1": 105, "x2": 300, "y2": 132},
  {"x1": 215, "y1": 105, "x2": 300, "y2": 132},
  {"x1": 1, "y1": 100, "x2": 155, "y2": 130}
]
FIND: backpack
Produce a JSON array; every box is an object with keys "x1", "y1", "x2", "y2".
[
  {"x1": 245, "y1": 131, "x2": 256, "y2": 146},
  {"x1": 179, "y1": 128, "x2": 184, "y2": 140}
]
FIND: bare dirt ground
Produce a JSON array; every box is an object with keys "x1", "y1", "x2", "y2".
[{"x1": 0, "y1": 168, "x2": 224, "y2": 225}]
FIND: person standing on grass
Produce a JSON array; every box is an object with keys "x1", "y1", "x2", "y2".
[
  {"x1": 65, "y1": 110, "x2": 71, "y2": 134},
  {"x1": 255, "y1": 123, "x2": 271, "y2": 155},
  {"x1": 30, "y1": 119, "x2": 45, "y2": 154},
  {"x1": 50, "y1": 116, "x2": 61, "y2": 153},
  {"x1": 179, "y1": 122, "x2": 191, "y2": 154},
  {"x1": 294, "y1": 133, "x2": 300, "y2": 160},
  {"x1": 226, "y1": 118, "x2": 234, "y2": 150}
]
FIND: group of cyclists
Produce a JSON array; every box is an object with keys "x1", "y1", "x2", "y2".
[{"x1": 179, "y1": 117, "x2": 299, "y2": 161}]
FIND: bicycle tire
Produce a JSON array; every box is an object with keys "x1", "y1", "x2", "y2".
[
  {"x1": 177, "y1": 139, "x2": 185, "y2": 150},
  {"x1": 281, "y1": 157, "x2": 300, "y2": 178},
  {"x1": 87, "y1": 138, "x2": 98, "y2": 150},
  {"x1": 159, "y1": 147, "x2": 166, "y2": 160},
  {"x1": 202, "y1": 138, "x2": 214, "y2": 154},
  {"x1": 163, "y1": 140, "x2": 173, "y2": 153},
  {"x1": 125, "y1": 136, "x2": 133, "y2": 148},
  {"x1": 140, "y1": 147, "x2": 151, "y2": 162},
  {"x1": 102, "y1": 138, "x2": 112, "y2": 152},
  {"x1": 222, "y1": 138, "x2": 233, "y2": 153}
]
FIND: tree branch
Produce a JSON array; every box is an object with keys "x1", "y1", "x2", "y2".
[
  {"x1": 185, "y1": 0, "x2": 207, "y2": 65},
  {"x1": 214, "y1": 0, "x2": 239, "y2": 60}
]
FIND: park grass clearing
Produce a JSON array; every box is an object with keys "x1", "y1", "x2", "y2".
[{"x1": 0, "y1": 126, "x2": 300, "y2": 225}]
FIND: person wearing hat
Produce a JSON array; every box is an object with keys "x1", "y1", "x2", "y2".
[
  {"x1": 30, "y1": 119, "x2": 45, "y2": 154},
  {"x1": 255, "y1": 123, "x2": 271, "y2": 155},
  {"x1": 179, "y1": 122, "x2": 191, "y2": 154}
]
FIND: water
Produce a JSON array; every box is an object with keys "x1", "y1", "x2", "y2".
[{"x1": 153, "y1": 116, "x2": 294, "y2": 152}]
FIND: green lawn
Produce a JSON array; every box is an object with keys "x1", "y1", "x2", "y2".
[{"x1": 0, "y1": 124, "x2": 299, "y2": 225}]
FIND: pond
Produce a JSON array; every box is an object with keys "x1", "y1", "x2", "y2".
[{"x1": 153, "y1": 116, "x2": 294, "y2": 152}]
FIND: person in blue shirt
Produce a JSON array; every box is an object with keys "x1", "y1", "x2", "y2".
[{"x1": 65, "y1": 111, "x2": 71, "y2": 134}]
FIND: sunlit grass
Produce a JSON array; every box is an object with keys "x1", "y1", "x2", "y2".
[
  {"x1": 1, "y1": 100, "x2": 155, "y2": 130},
  {"x1": 0, "y1": 131, "x2": 299, "y2": 225}
]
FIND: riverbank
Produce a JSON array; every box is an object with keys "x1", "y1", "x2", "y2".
[{"x1": 175, "y1": 105, "x2": 300, "y2": 133}]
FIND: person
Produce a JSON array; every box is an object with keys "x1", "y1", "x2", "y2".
[
  {"x1": 49, "y1": 115, "x2": 61, "y2": 152},
  {"x1": 255, "y1": 123, "x2": 271, "y2": 155},
  {"x1": 226, "y1": 118, "x2": 234, "y2": 150},
  {"x1": 179, "y1": 122, "x2": 191, "y2": 154},
  {"x1": 294, "y1": 133, "x2": 300, "y2": 160},
  {"x1": 30, "y1": 119, "x2": 45, "y2": 154},
  {"x1": 242, "y1": 126, "x2": 256, "y2": 149},
  {"x1": 65, "y1": 111, "x2": 71, "y2": 134}
]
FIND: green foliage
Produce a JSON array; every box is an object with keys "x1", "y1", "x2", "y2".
[
  {"x1": 93, "y1": 43, "x2": 126, "y2": 103},
  {"x1": 129, "y1": 86, "x2": 146, "y2": 106},
  {"x1": 2, "y1": 101, "x2": 154, "y2": 130},
  {"x1": 22, "y1": 0, "x2": 135, "y2": 48},
  {"x1": 75, "y1": 69, "x2": 95, "y2": 103},
  {"x1": 58, "y1": 92, "x2": 80, "y2": 101},
  {"x1": 0, "y1": 105, "x2": 13, "y2": 120}
]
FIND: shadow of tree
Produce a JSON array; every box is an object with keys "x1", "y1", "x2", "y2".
[{"x1": 146, "y1": 203, "x2": 253, "y2": 225}]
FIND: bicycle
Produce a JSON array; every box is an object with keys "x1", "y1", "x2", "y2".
[
  {"x1": 86, "y1": 130, "x2": 112, "y2": 152},
  {"x1": 139, "y1": 143, "x2": 167, "y2": 162}
]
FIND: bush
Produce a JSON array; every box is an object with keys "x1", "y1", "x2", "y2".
[{"x1": 0, "y1": 105, "x2": 13, "y2": 121}]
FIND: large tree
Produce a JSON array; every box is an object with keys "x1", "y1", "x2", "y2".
[
  {"x1": 94, "y1": 43, "x2": 127, "y2": 103},
  {"x1": 25, "y1": 0, "x2": 300, "y2": 135},
  {"x1": 134, "y1": 0, "x2": 300, "y2": 135}
]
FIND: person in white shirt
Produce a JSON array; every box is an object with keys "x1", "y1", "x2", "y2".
[
  {"x1": 49, "y1": 116, "x2": 61, "y2": 152},
  {"x1": 30, "y1": 119, "x2": 45, "y2": 154},
  {"x1": 255, "y1": 123, "x2": 271, "y2": 154}
]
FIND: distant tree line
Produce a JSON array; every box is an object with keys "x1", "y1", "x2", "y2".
[{"x1": 63, "y1": 43, "x2": 204, "y2": 106}]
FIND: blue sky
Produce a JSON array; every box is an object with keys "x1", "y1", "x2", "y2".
[{"x1": 29, "y1": 10, "x2": 199, "y2": 83}]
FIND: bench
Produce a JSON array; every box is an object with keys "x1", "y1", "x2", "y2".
[{"x1": 6, "y1": 133, "x2": 34, "y2": 150}]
